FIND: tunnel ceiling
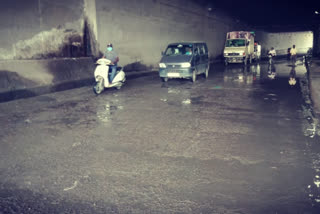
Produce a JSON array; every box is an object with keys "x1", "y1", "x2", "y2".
[{"x1": 208, "y1": 0, "x2": 320, "y2": 30}]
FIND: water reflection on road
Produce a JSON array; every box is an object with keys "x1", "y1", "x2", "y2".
[
  {"x1": 223, "y1": 60, "x2": 306, "y2": 83},
  {"x1": 222, "y1": 59, "x2": 320, "y2": 207},
  {"x1": 223, "y1": 64, "x2": 261, "y2": 84}
]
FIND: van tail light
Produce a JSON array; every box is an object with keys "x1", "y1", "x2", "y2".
[{"x1": 243, "y1": 52, "x2": 246, "y2": 56}]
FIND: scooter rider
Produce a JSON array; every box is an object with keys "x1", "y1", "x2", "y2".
[{"x1": 103, "y1": 43, "x2": 119, "y2": 82}]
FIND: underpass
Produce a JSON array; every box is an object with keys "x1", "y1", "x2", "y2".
[{"x1": 1, "y1": 60, "x2": 320, "y2": 213}]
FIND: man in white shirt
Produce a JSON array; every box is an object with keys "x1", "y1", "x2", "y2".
[
  {"x1": 268, "y1": 47, "x2": 276, "y2": 57},
  {"x1": 290, "y1": 45, "x2": 297, "y2": 64}
]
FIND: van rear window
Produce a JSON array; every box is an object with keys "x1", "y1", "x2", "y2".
[{"x1": 165, "y1": 44, "x2": 193, "y2": 56}]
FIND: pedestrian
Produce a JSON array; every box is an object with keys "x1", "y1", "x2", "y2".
[
  {"x1": 268, "y1": 47, "x2": 276, "y2": 66},
  {"x1": 290, "y1": 45, "x2": 297, "y2": 65},
  {"x1": 103, "y1": 43, "x2": 119, "y2": 82},
  {"x1": 287, "y1": 47, "x2": 291, "y2": 60},
  {"x1": 268, "y1": 47, "x2": 276, "y2": 57}
]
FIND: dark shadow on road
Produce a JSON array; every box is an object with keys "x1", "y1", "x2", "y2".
[{"x1": 0, "y1": 182, "x2": 119, "y2": 214}]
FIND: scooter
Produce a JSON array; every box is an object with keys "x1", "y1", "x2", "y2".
[{"x1": 93, "y1": 58, "x2": 126, "y2": 94}]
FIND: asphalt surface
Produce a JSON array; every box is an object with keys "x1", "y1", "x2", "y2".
[{"x1": 1, "y1": 59, "x2": 320, "y2": 214}]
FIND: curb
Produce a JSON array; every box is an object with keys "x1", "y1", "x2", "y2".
[
  {"x1": 308, "y1": 59, "x2": 320, "y2": 117},
  {"x1": 0, "y1": 70, "x2": 158, "y2": 103}
]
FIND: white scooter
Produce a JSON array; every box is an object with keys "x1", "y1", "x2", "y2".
[{"x1": 93, "y1": 58, "x2": 126, "y2": 94}]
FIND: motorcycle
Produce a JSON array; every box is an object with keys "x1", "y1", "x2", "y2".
[{"x1": 93, "y1": 58, "x2": 126, "y2": 94}]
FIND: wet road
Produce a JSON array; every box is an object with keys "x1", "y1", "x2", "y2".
[{"x1": 1, "y1": 59, "x2": 320, "y2": 213}]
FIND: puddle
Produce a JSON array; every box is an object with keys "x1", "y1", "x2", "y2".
[
  {"x1": 160, "y1": 98, "x2": 167, "y2": 102},
  {"x1": 181, "y1": 99, "x2": 191, "y2": 105},
  {"x1": 168, "y1": 88, "x2": 180, "y2": 94},
  {"x1": 96, "y1": 104, "x2": 123, "y2": 123}
]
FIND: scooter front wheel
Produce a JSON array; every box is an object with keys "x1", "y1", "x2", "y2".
[{"x1": 93, "y1": 77, "x2": 104, "y2": 95}]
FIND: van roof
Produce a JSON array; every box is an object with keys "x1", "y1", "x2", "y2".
[{"x1": 168, "y1": 41, "x2": 207, "y2": 45}]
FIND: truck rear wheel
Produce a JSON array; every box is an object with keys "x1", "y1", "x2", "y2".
[{"x1": 243, "y1": 58, "x2": 247, "y2": 66}]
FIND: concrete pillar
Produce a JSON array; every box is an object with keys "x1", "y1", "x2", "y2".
[
  {"x1": 313, "y1": 24, "x2": 320, "y2": 57},
  {"x1": 83, "y1": 0, "x2": 99, "y2": 56}
]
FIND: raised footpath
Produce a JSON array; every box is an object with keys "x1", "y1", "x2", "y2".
[{"x1": 0, "y1": 57, "x2": 156, "y2": 103}]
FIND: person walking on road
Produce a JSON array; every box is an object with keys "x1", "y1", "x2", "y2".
[{"x1": 290, "y1": 45, "x2": 297, "y2": 66}]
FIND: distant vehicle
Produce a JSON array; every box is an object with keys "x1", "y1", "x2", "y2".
[
  {"x1": 158, "y1": 42, "x2": 209, "y2": 82},
  {"x1": 223, "y1": 31, "x2": 259, "y2": 65}
]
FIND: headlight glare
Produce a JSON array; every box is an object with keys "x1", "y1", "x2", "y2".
[
  {"x1": 181, "y1": 62, "x2": 191, "y2": 68},
  {"x1": 159, "y1": 63, "x2": 166, "y2": 68}
]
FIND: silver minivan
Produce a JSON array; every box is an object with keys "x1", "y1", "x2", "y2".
[{"x1": 159, "y1": 42, "x2": 210, "y2": 82}]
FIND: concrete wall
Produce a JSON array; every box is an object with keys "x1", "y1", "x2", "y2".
[
  {"x1": 84, "y1": 0, "x2": 99, "y2": 56},
  {"x1": 313, "y1": 25, "x2": 320, "y2": 56},
  {"x1": 255, "y1": 31, "x2": 314, "y2": 56},
  {"x1": 0, "y1": 0, "x2": 86, "y2": 59},
  {"x1": 0, "y1": 0, "x2": 251, "y2": 102},
  {"x1": 0, "y1": 58, "x2": 95, "y2": 102},
  {"x1": 96, "y1": 0, "x2": 248, "y2": 68}
]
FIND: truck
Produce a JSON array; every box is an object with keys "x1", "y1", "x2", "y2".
[{"x1": 223, "y1": 31, "x2": 260, "y2": 66}]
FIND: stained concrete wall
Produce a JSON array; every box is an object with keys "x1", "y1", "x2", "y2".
[
  {"x1": 96, "y1": 0, "x2": 249, "y2": 68},
  {"x1": 0, "y1": 0, "x2": 85, "y2": 59},
  {"x1": 0, "y1": 58, "x2": 95, "y2": 102},
  {"x1": 83, "y1": 0, "x2": 99, "y2": 56},
  {"x1": 0, "y1": 0, "x2": 249, "y2": 63},
  {"x1": 0, "y1": 0, "x2": 251, "y2": 102},
  {"x1": 255, "y1": 31, "x2": 314, "y2": 56}
]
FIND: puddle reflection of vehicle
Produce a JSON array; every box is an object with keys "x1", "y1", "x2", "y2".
[
  {"x1": 252, "y1": 64, "x2": 260, "y2": 81},
  {"x1": 223, "y1": 65, "x2": 258, "y2": 84},
  {"x1": 288, "y1": 67, "x2": 297, "y2": 86}
]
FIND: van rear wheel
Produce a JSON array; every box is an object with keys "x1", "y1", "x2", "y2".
[
  {"x1": 203, "y1": 66, "x2": 209, "y2": 79},
  {"x1": 191, "y1": 70, "x2": 197, "y2": 83}
]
